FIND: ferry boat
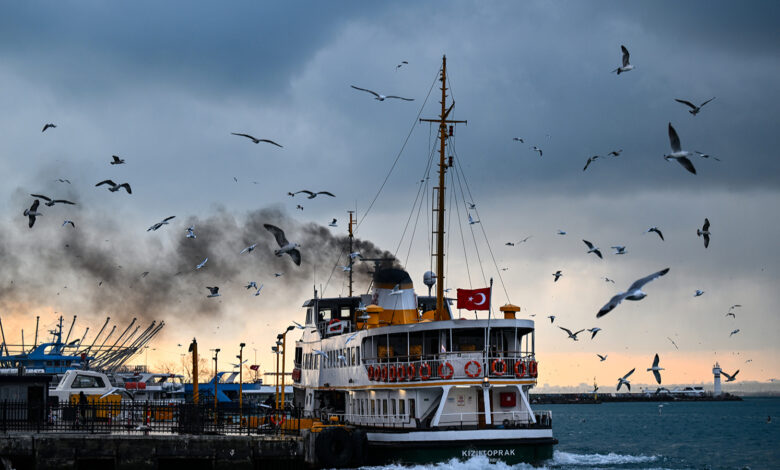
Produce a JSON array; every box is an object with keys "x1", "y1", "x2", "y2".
[{"x1": 290, "y1": 56, "x2": 556, "y2": 466}]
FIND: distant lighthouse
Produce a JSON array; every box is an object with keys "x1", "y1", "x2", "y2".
[{"x1": 713, "y1": 362, "x2": 722, "y2": 396}]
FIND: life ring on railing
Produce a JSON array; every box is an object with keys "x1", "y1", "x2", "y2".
[
  {"x1": 367, "y1": 365, "x2": 375, "y2": 380},
  {"x1": 408, "y1": 363, "x2": 416, "y2": 380},
  {"x1": 464, "y1": 360, "x2": 482, "y2": 378},
  {"x1": 529, "y1": 360, "x2": 538, "y2": 378},
  {"x1": 270, "y1": 414, "x2": 286, "y2": 427},
  {"x1": 388, "y1": 365, "x2": 397, "y2": 382},
  {"x1": 419, "y1": 363, "x2": 431, "y2": 380},
  {"x1": 491, "y1": 359, "x2": 507, "y2": 376},
  {"x1": 514, "y1": 361, "x2": 527, "y2": 378},
  {"x1": 438, "y1": 362, "x2": 454, "y2": 380},
  {"x1": 397, "y1": 364, "x2": 406, "y2": 381},
  {"x1": 380, "y1": 365, "x2": 388, "y2": 382}
]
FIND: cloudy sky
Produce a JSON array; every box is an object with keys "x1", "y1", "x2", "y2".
[{"x1": 1, "y1": 1, "x2": 778, "y2": 391}]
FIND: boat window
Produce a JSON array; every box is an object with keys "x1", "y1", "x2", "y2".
[
  {"x1": 306, "y1": 308, "x2": 313, "y2": 325},
  {"x1": 390, "y1": 399, "x2": 396, "y2": 417},
  {"x1": 409, "y1": 399, "x2": 416, "y2": 419},
  {"x1": 377, "y1": 335, "x2": 390, "y2": 362},
  {"x1": 371, "y1": 400, "x2": 376, "y2": 416},
  {"x1": 340, "y1": 306, "x2": 351, "y2": 320},
  {"x1": 383, "y1": 399, "x2": 388, "y2": 417},
  {"x1": 399, "y1": 399, "x2": 406, "y2": 416},
  {"x1": 453, "y1": 328, "x2": 485, "y2": 352},
  {"x1": 350, "y1": 347, "x2": 355, "y2": 366},
  {"x1": 389, "y1": 333, "x2": 408, "y2": 360},
  {"x1": 72, "y1": 374, "x2": 106, "y2": 389},
  {"x1": 409, "y1": 332, "x2": 423, "y2": 359},
  {"x1": 356, "y1": 347, "x2": 360, "y2": 365}
]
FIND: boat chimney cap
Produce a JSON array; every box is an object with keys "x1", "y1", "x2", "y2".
[
  {"x1": 500, "y1": 304, "x2": 520, "y2": 312},
  {"x1": 366, "y1": 304, "x2": 383, "y2": 314}
]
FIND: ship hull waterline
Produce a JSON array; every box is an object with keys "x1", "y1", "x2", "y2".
[{"x1": 365, "y1": 430, "x2": 557, "y2": 465}]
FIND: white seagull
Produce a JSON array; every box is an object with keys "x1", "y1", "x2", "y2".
[
  {"x1": 583, "y1": 240, "x2": 603, "y2": 259},
  {"x1": 512, "y1": 137, "x2": 524, "y2": 143},
  {"x1": 328, "y1": 218, "x2": 338, "y2": 227},
  {"x1": 110, "y1": 155, "x2": 125, "y2": 165},
  {"x1": 30, "y1": 194, "x2": 76, "y2": 207},
  {"x1": 468, "y1": 214, "x2": 480, "y2": 225},
  {"x1": 663, "y1": 123, "x2": 697, "y2": 175},
  {"x1": 729, "y1": 329, "x2": 740, "y2": 337},
  {"x1": 206, "y1": 286, "x2": 220, "y2": 298},
  {"x1": 231, "y1": 132, "x2": 283, "y2": 147},
  {"x1": 611, "y1": 246, "x2": 626, "y2": 255},
  {"x1": 697, "y1": 218, "x2": 711, "y2": 248},
  {"x1": 254, "y1": 284, "x2": 264, "y2": 296},
  {"x1": 264, "y1": 224, "x2": 301, "y2": 266},
  {"x1": 646, "y1": 226, "x2": 665, "y2": 241},
  {"x1": 245, "y1": 281, "x2": 257, "y2": 290},
  {"x1": 557, "y1": 230, "x2": 567, "y2": 235},
  {"x1": 647, "y1": 353, "x2": 664, "y2": 384},
  {"x1": 294, "y1": 190, "x2": 335, "y2": 199},
  {"x1": 597, "y1": 354, "x2": 608, "y2": 362},
  {"x1": 62, "y1": 220, "x2": 75, "y2": 228},
  {"x1": 186, "y1": 226, "x2": 196, "y2": 239},
  {"x1": 240, "y1": 243, "x2": 257, "y2": 254},
  {"x1": 547, "y1": 315, "x2": 556, "y2": 324},
  {"x1": 588, "y1": 327, "x2": 602, "y2": 339},
  {"x1": 196, "y1": 258, "x2": 208, "y2": 270},
  {"x1": 583, "y1": 155, "x2": 600, "y2": 171},
  {"x1": 602, "y1": 277, "x2": 616, "y2": 283},
  {"x1": 96, "y1": 179, "x2": 132, "y2": 194},
  {"x1": 694, "y1": 290, "x2": 705, "y2": 297},
  {"x1": 24, "y1": 200, "x2": 42, "y2": 228},
  {"x1": 612, "y1": 45, "x2": 634, "y2": 75},
  {"x1": 349, "y1": 252, "x2": 362, "y2": 260},
  {"x1": 558, "y1": 326, "x2": 585, "y2": 341},
  {"x1": 350, "y1": 85, "x2": 414, "y2": 101},
  {"x1": 274, "y1": 272, "x2": 284, "y2": 277},
  {"x1": 675, "y1": 97, "x2": 715, "y2": 116},
  {"x1": 721, "y1": 369, "x2": 739, "y2": 382},
  {"x1": 147, "y1": 216, "x2": 175, "y2": 232},
  {"x1": 552, "y1": 271, "x2": 562, "y2": 282},
  {"x1": 532, "y1": 146, "x2": 543, "y2": 157},
  {"x1": 596, "y1": 268, "x2": 670, "y2": 317},
  {"x1": 607, "y1": 149, "x2": 623, "y2": 157},
  {"x1": 339, "y1": 265, "x2": 352, "y2": 272},
  {"x1": 617, "y1": 368, "x2": 635, "y2": 391}
]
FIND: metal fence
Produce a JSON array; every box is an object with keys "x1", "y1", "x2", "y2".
[{"x1": 0, "y1": 400, "x2": 301, "y2": 436}]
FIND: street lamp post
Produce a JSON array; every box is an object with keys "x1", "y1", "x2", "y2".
[
  {"x1": 212, "y1": 348, "x2": 220, "y2": 424},
  {"x1": 238, "y1": 342, "x2": 245, "y2": 417},
  {"x1": 280, "y1": 326, "x2": 294, "y2": 413}
]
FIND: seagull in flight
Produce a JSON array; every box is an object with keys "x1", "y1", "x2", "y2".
[
  {"x1": 466, "y1": 202, "x2": 476, "y2": 210},
  {"x1": 597, "y1": 354, "x2": 608, "y2": 362},
  {"x1": 350, "y1": 85, "x2": 414, "y2": 101},
  {"x1": 730, "y1": 329, "x2": 740, "y2": 337},
  {"x1": 345, "y1": 332, "x2": 359, "y2": 345},
  {"x1": 264, "y1": 224, "x2": 301, "y2": 266},
  {"x1": 607, "y1": 149, "x2": 623, "y2": 157},
  {"x1": 612, "y1": 45, "x2": 634, "y2": 74},
  {"x1": 721, "y1": 369, "x2": 739, "y2": 382},
  {"x1": 186, "y1": 226, "x2": 196, "y2": 239},
  {"x1": 339, "y1": 265, "x2": 351, "y2": 272},
  {"x1": 726, "y1": 312, "x2": 736, "y2": 318},
  {"x1": 56, "y1": 178, "x2": 71, "y2": 184},
  {"x1": 558, "y1": 326, "x2": 585, "y2": 341},
  {"x1": 675, "y1": 97, "x2": 715, "y2": 116},
  {"x1": 532, "y1": 146, "x2": 543, "y2": 157},
  {"x1": 395, "y1": 60, "x2": 408, "y2": 70},
  {"x1": 349, "y1": 252, "x2": 363, "y2": 260},
  {"x1": 231, "y1": 133, "x2": 283, "y2": 147},
  {"x1": 512, "y1": 137, "x2": 524, "y2": 143},
  {"x1": 583, "y1": 240, "x2": 603, "y2": 259},
  {"x1": 667, "y1": 337, "x2": 679, "y2": 350},
  {"x1": 24, "y1": 200, "x2": 42, "y2": 228},
  {"x1": 557, "y1": 230, "x2": 567, "y2": 235},
  {"x1": 110, "y1": 155, "x2": 125, "y2": 165},
  {"x1": 646, "y1": 226, "x2": 664, "y2": 241},
  {"x1": 588, "y1": 327, "x2": 602, "y2": 339},
  {"x1": 583, "y1": 155, "x2": 600, "y2": 171},
  {"x1": 296, "y1": 205, "x2": 304, "y2": 211},
  {"x1": 552, "y1": 270, "x2": 562, "y2": 282},
  {"x1": 647, "y1": 353, "x2": 664, "y2": 384},
  {"x1": 240, "y1": 243, "x2": 257, "y2": 254},
  {"x1": 617, "y1": 368, "x2": 635, "y2": 391},
  {"x1": 196, "y1": 258, "x2": 208, "y2": 270},
  {"x1": 547, "y1": 315, "x2": 556, "y2": 323},
  {"x1": 389, "y1": 284, "x2": 402, "y2": 296},
  {"x1": 96, "y1": 180, "x2": 132, "y2": 194},
  {"x1": 596, "y1": 268, "x2": 670, "y2": 317},
  {"x1": 62, "y1": 220, "x2": 75, "y2": 228},
  {"x1": 245, "y1": 281, "x2": 257, "y2": 290},
  {"x1": 468, "y1": 214, "x2": 480, "y2": 225},
  {"x1": 30, "y1": 194, "x2": 76, "y2": 207},
  {"x1": 328, "y1": 218, "x2": 338, "y2": 227},
  {"x1": 663, "y1": 123, "x2": 697, "y2": 175},
  {"x1": 147, "y1": 216, "x2": 175, "y2": 232},
  {"x1": 694, "y1": 290, "x2": 705, "y2": 297},
  {"x1": 42, "y1": 123, "x2": 57, "y2": 132},
  {"x1": 206, "y1": 286, "x2": 220, "y2": 298},
  {"x1": 602, "y1": 277, "x2": 616, "y2": 283},
  {"x1": 273, "y1": 272, "x2": 284, "y2": 277},
  {"x1": 697, "y1": 218, "x2": 711, "y2": 248},
  {"x1": 254, "y1": 284, "x2": 264, "y2": 296},
  {"x1": 611, "y1": 246, "x2": 627, "y2": 255},
  {"x1": 294, "y1": 190, "x2": 335, "y2": 199}
]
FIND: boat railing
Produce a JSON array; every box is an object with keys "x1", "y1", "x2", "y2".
[
  {"x1": 362, "y1": 352, "x2": 537, "y2": 381},
  {"x1": 330, "y1": 409, "x2": 552, "y2": 430}
]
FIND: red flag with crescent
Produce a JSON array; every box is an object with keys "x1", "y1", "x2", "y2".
[
  {"x1": 456, "y1": 287, "x2": 491, "y2": 311},
  {"x1": 249, "y1": 364, "x2": 259, "y2": 371}
]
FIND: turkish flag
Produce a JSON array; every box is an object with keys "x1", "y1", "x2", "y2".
[
  {"x1": 456, "y1": 287, "x2": 491, "y2": 310},
  {"x1": 249, "y1": 364, "x2": 259, "y2": 371}
]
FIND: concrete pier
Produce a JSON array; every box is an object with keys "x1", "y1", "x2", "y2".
[{"x1": 0, "y1": 433, "x2": 305, "y2": 470}]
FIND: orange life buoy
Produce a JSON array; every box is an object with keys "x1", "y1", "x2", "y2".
[
  {"x1": 381, "y1": 365, "x2": 388, "y2": 382},
  {"x1": 367, "y1": 365, "x2": 375, "y2": 380},
  {"x1": 529, "y1": 360, "x2": 538, "y2": 378},
  {"x1": 388, "y1": 365, "x2": 397, "y2": 381},
  {"x1": 465, "y1": 360, "x2": 482, "y2": 378},
  {"x1": 491, "y1": 359, "x2": 507, "y2": 376},
  {"x1": 397, "y1": 364, "x2": 406, "y2": 381},
  {"x1": 419, "y1": 363, "x2": 431, "y2": 380},
  {"x1": 514, "y1": 361, "x2": 527, "y2": 378},
  {"x1": 408, "y1": 363, "x2": 416, "y2": 380},
  {"x1": 438, "y1": 362, "x2": 454, "y2": 380},
  {"x1": 270, "y1": 414, "x2": 286, "y2": 426}
]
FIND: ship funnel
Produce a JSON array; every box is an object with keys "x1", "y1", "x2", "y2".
[{"x1": 370, "y1": 268, "x2": 418, "y2": 325}]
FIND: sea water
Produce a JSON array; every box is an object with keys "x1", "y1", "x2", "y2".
[{"x1": 356, "y1": 397, "x2": 780, "y2": 470}]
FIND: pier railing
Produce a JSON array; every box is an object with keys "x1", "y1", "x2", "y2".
[
  {"x1": 330, "y1": 409, "x2": 552, "y2": 431},
  {"x1": 0, "y1": 400, "x2": 300, "y2": 436}
]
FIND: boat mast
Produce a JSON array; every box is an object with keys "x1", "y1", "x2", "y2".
[
  {"x1": 348, "y1": 210, "x2": 355, "y2": 297},
  {"x1": 420, "y1": 55, "x2": 466, "y2": 321}
]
